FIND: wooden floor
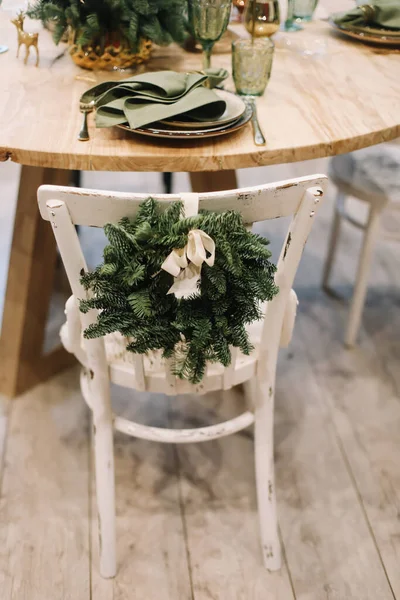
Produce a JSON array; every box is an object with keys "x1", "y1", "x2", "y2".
[{"x1": 0, "y1": 158, "x2": 399, "y2": 599}]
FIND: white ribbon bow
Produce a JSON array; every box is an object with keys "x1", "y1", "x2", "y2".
[{"x1": 161, "y1": 229, "x2": 215, "y2": 299}]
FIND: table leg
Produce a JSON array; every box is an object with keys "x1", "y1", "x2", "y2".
[
  {"x1": 190, "y1": 170, "x2": 237, "y2": 193},
  {"x1": 0, "y1": 166, "x2": 75, "y2": 398}
]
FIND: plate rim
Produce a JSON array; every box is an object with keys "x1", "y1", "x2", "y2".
[
  {"x1": 328, "y1": 17, "x2": 400, "y2": 46},
  {"x1": 117, "y1": 103, "x2": 252, "y2": 140},
  {"x1": 159, "y1": 89, "x2": 247, "y2": 129},
  {"x1": 130, "y1": 116, "x2": 242, "y2": 136}
]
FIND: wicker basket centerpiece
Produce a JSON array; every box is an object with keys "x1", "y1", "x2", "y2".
[
  {"x1": 27, "y1": 0, "x2": 187, "y2": 71},
  {"x1": 68, "y1": 30, "x2": 152, "y2": 71}
]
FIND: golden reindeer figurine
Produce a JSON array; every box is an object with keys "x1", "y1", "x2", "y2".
[{"x1": 11, "y1": 12, "x2": 39, "y2": 67}]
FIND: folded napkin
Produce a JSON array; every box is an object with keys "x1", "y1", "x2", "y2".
[
  {"x1": 332, "y1": 0, "x2": 400, "y2": 32},
  {"x1": 80, "y1": 69, "x2": 228, "y2": 130}
]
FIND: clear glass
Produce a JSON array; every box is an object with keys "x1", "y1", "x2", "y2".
[
  {"x1": 244, "y1": 0, "x2": 280, "y2": 38},
  {"x1": 188, "y1": 0, "x2": 232, "y2": 70},
  {"x1": 281, "y1": 0, "x2": 302, "y2": 32},
  {"x1": 232, "y1": 38, "x2": 274, "y2": 96},
  {"x1": 293, "y1": 0, "x2": 319, "y2": 22}
]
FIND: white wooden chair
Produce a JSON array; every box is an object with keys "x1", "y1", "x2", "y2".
[
  {"x1": 38, "y1": 174, "x2": 327, "y2": 579},
  {"x1": 323, "y1": 144, "x2": 400, "y2": 346}
]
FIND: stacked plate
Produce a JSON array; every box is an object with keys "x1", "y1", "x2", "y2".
[
  {"x1": 329, "y1": 18, "x2": 400, "y2": 47},
  {"x1": 118, "y1": 90, "x2": 252, "y2": 140}
]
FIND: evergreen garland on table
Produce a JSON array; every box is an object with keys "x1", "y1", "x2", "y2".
[
  {"x1": 27, "y1": 0, "x2": 187, "y2": 50},
  {"x1": 79, "y1": 198, "x2": 278, "y2": 384}
]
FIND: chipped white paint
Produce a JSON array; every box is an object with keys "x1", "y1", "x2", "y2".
[
  {"x1": 280, "y1": 290, "x2": 298, "y2": 349},
  {"x1": 114, "y1": 411, "x2": 255, "y2": 443},
  {"x1": 38, "y1": 175, "x2": 327, "y2": 226},
  {"x1": 40, "y1": 175, "x2": 327, "y2": 577},
  {"x1": 45, "y1": 200, "x2": 116, "y2": 579},
  {"x1": 60, "y1": 296, "x2": 88, "y2": 367}
]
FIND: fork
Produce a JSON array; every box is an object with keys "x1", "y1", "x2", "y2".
[{"x1": 78, "y1": 100, "x2": 95, "y2": 142}]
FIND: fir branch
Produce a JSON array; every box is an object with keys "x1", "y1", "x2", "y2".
[
  {"x1": 78, "y1": 198, "x2": 279, "y2": 384},
  {"x1": 27, "y1": 0, "x2": 188, "y2": 47}
]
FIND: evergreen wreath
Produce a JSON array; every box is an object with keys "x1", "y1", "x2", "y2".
[
  {"x1": 79, "y1": 198, "x2": 278, "y2": 384},
  {"x1": 27, "y1": 0, "x2": 187, "y2": 50}
]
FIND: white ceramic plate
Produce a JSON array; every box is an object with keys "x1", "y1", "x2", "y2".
[
  {"x1": 117, "y1": 103, "x2": 252, "y2": 140},
  {"x1": 329, "y1": 18, "x2": 400, "y2": 47},
  {"x1": 137, "y1": 117, "x2": 241, "y2": 136},
  {"x1": 160, "y1": 89, "x2": 246, "y2": 129}
]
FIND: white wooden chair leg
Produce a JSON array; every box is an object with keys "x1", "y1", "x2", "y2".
[
  {"x1": 322, "y1": 194, "x2": 343, "y2": 289},
  {"x1": 90, "y1": 377, "x2": 117, "y2": 579},
  {"x1": 253, "y1": 378, "x2": 281, "y2": 571},
  {"x1": 345, "y1": 206, "x2": 381, "y2": 347}
]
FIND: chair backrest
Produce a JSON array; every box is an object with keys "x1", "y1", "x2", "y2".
[{"x1": 38, "y1": 174, "x2": 327, "y2": 393}]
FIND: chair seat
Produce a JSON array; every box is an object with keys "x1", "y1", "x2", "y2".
[
  {"x1": 62, "y1": 289, "x2": 298, "y2": 396},
  {"x1": 330, "y1": 143, "x2": 400, "y2": 205},
  {"x1": 105, "y1": 324, "x2": 262, "y2": 395}
]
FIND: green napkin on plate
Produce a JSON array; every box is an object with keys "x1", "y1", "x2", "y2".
[
  {"x1": 331, "y1": 0, "x2": 400, "y2": 32},
  {"x1": 80, "y1": 69, "x2": 229, "y2": 130}
]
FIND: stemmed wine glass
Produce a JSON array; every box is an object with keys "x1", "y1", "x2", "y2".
[{"x1": 188, "y1": 0, "x2": 232, "y2": 70}]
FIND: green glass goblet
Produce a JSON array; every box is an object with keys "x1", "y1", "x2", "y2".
[
  {"x1": 281, "y1": 0, "x2": 302, "y2": 32},
  {"x1": 232, "y1": 38, "x2": 274, "y2": 96},
  {"x1": 189, "y1": 0, "x2": 232, "y2": 70},
  {"x1": 232, "y1": 38, "x2": 274, "y2": 146}
]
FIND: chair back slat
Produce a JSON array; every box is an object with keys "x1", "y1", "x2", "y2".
[{"x1": 38, "y1": 174, "x2": 327, "y2": 227}]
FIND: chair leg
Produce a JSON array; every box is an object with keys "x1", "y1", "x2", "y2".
[
  {"x1": 322, "y1": 196, "x2": 343, "y2": 289},
  {"x1": 88, "y1": 373, "x2": 117, "y2": 578},
  {"x1": 345, "y1": 206, "x2": 381, "y2": 347},
  {"x1": 253, "y1": 378, "x2": 281, "y2": 571},
  {"x1": 162, "y1": 172, "x2": 173, "y2": 194},
  {"x1": 71, "y1": 170, "x2": 82, "y2": 188}
]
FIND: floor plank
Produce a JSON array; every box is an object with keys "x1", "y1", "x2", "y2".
[
  {"x1": 294, "y1": 198, "x2": 400, "y2": 599},
  {"x1": 361, "y1": 239, "x2": 400, "y2": 396},
  {"x1": 297, "y1": 298, "x2": 399, "y2": 600},
  {"x1": 0, "y1": 394, "x2": 9, "y2": 483},
  {"x1": 277, "y1": 334, "x2": 395, "y2": 600},
  {"x1": 171, "y1": 390, "x2": 296, "y2": 600},
  {"x1": 280, "y1": 173, "x2": 400, "y2": 600},
  {"x1": 0, "y1": 369, "x2": 90, "y2": 600},
  {"x1": 91, "y1": 385, "x2": 192, "y2": 600}
]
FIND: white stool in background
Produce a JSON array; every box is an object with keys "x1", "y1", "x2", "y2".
[{"x1": 323, "y1": 143, "x2": 400, "y2": 347}]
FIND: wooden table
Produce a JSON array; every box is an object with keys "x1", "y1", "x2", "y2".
[{"x1": 0, "y1": 4, "x2": 399, "y2": 396}]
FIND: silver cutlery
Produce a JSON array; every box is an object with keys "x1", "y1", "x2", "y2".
[
  {"x1": 245, "y1": 96, "x2": 266, "y2": 146},
  {"x1": 78, "y1": 100, "x2": 95, "y2": 142}
]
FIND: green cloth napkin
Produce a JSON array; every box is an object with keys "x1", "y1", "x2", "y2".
[
  {"x1": 80, "y1": 69, "x2": 229, "y2": 129},
  {"x1": 332, "y1": 0, "x2": 400, "y2": 32}
]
